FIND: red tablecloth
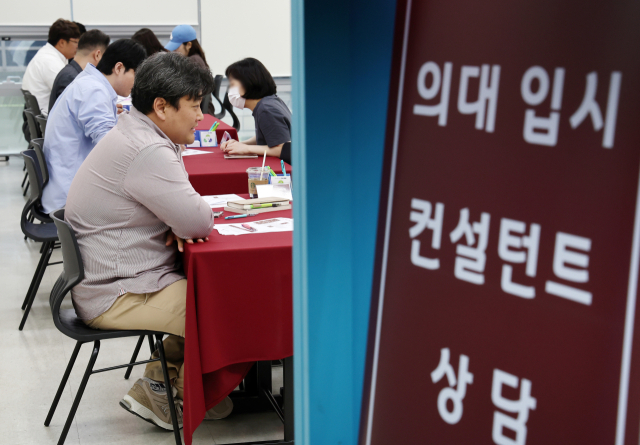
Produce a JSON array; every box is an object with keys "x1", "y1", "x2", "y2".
[
  {"x1": 181, "y1": 205, "x2": 293, "y2": 445},
  {"x1": 183, "y1": 149, "x2": 291, "y2": 196},
  {"x1": 196, "y1": 114, "x2": 238, "y2": 143}
]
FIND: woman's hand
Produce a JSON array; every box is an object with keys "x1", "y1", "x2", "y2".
[
  {"x1": 166, "y1": 230, "x2": 208, "y2": 252},
  {"x1": 221, "y1": 140, "x2": 252, "y2": 155},
  {"x1": 220, "y1": 139, "x2": 239, "y2": 151}
]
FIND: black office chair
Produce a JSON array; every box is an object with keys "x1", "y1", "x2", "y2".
[
  {"x1": 21, "y1": 140, "x2": 50, "y2": 245},
  {"x1": 35, "y1": 115, "x2": 47, "y2": 137},
  {"x1": 22, "y1": 89, "x2": 40, "y2": 115},
  {"x1": 47, "y1": 209, "x2": 182, "y2": 445},
  {"x1": 20, "y1": 90, "x2": 39, "y2": 193},
  {"x1": 30, "y1": 138, "x2": 49, "y2": 189},
  {"x1": 223, "y1": 90, "x2": 241, "y2": 131},
  {"x1": 21, "y1": 107, "x2": 41, "y2": 197},
  {"x1": 24, "y1": 109, "x2": 42, "y2": 140},
  {"x1": 280, "y1": 142, "x2": 291, "y2": 166},
  {"x1": 212, "y1": 75, "x2": 226, "y2": 119},
  {"x1": 19, "y1": 151, "x2": 59, "y2": 330},
  {"x1": 21, "y1": 151, "x2": 30, "y2": 197}
]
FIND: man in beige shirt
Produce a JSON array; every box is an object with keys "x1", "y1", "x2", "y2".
[{"x1": 65, "y1": 53, "x2": 232, "y2": 430}]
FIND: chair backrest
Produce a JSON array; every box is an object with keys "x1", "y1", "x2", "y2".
[
  {"x1": 24, "y1": 109, "x2": 42, "y2": 140},
  {"x1": 200, "y1": 93, "x2": 212, "y2": 116},
  {"x1": 280, "y1": 142, "x2": 292, "y2": 166},
  {"x1": 30, "y1": 138, "x2": 48, "y2": 186},
  {"x1": 35, "y1": 115, "x2": 47, "y2": 137},
  {"x1": 22, "y1": 150, "x2": 43, "y2": 201},
  {"x1": 212, "y1": 75, "x2": 226, "y2": 119},
  {"x1": 213, "y1": 75, "x2": 223, "y2": 99},
  {"x1": 20, "y1": 151, "x2": 46, "y2": 235},
  {"x1": 22, "y1": 89, "x2": 40, "y2": 114},
  {"x1": 223, "y1": 91, "x2": 241, "y2": 131},
  {"x1": 50, "y1": 209, "x2": 85, "y2": 334}
]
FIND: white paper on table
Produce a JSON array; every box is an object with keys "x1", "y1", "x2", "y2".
[
  {"x1": 256, "y1": 184, "x2": 293, "y2": 201},
  {"x1": 182, "y1": 148, "x2": 211, "y2": 156},
  {"x1": 202, "y1": 194, "x2": 243, "y2": 208},
  {"x1": 214, "y1": 217, "x2": 293, "y2": 236}
]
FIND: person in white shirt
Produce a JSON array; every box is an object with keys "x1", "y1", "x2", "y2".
[{"x1": 22, "y1": 19, "x2": 81, "y2": 115}]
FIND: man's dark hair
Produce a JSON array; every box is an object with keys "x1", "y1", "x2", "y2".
[
  {"x1": 131, "y1": 28, "x2": 167, "y2": 57},
  {"x1": 96, "y1": 39, "x2": 147, "y2": 75},
  {"x1": 225, "y1": 58, "x2": 277, "y2": 100},
  {"x1": 47, "y1": 19, "x2": 81, "y2": 46},
  {"x1": 131, "y1": 52, "x2": 214, "y2": 114},
  {"x1": 74, "y1": 22, "x2": 87, "y2": 35},
  {"x1": 78, "y1": 29, "x2": 110, "y2": 52}
]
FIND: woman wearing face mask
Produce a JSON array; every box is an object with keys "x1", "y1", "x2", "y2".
[
  {"x1": 164, "y1": 24, "x2": 209, "y2": 70},
  {"x1": 220, "y1": 58, "x2": 291, "y2": 157}
]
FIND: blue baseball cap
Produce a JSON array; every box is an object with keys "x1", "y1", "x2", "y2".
[{"x1": 165, "y1": 25, "x2": 197, "y2": 51}]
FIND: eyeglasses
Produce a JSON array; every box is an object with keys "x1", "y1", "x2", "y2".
[{"x1": 69, "y1": 39, "x2": 80, "y2": 45}]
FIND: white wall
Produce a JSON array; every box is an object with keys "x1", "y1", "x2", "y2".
[
  {"x1": 73, "y1": 0, "x2": 198, "y2": 25},
  {"x1": 0, "y1": 0, "x2": 71, "y2": 25},
  {"x1": 200, "y1": 0, "x2": 292, "y2": 77},
  {"x1": 0, "y1": 0, "x2": 292, "y2": 77}
]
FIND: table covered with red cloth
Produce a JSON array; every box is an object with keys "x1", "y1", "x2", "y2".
[
  {"x1": 196, "y1": 114, "x2": 238, "y2": 143},
  {"x1": 181, "y1": 205, "x2": 293, "y2": 445},
  {"x1": 183, "y1": 148, "x2": 291, "y2": 196}
]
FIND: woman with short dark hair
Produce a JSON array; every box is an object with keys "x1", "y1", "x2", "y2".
[{"x1": 220, "y1": 58, "x2": 291, "y2": 158}]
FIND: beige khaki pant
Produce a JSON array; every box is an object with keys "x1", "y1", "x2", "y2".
[{"x1": 85, "y1": 279, "x2": 187, "y2": 399}]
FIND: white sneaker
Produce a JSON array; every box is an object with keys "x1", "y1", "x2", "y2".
[
  {"x1": 119, "y1": 377, "x2": 183, "y2": 430},
  {"x1": 204, "y1": 396, "x2": 233, "y2": 420}
]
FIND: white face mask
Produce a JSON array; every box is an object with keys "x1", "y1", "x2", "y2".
[{"x1": 228, "y1": 86, "x2": 246, "y2": 109}]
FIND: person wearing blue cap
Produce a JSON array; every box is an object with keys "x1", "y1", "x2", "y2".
[{"x1": 165, "y1": 24, "x2": 209, "y2": 70}]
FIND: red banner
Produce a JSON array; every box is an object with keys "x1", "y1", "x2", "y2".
[{"x1": 361, "y1": 1, "x2": 640, "y2": 444}]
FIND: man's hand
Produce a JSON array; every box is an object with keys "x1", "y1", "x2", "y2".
[
  {"x1": 116, "y1": 103, "x2": 125, "y2": 115},
  {"x1": 166, "y1": 230, "x2": 209, "y2": 252}
]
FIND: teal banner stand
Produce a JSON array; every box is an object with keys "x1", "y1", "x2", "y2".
[{"x1": 291, "y1": 1, "x2": 397, "y2": 443}]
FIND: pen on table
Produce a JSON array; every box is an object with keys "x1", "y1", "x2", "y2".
[
  {"x1": 225, "y1": 213, "x2": 258, "y2": 220},
  {"x1": 229, "y1": 224, "x2": 253, "y2": 232},
  {"x1": 241, "y1": 223, "x2": 257, "y2": 232},
  {"x1": 249, "y1": 203, "x2": 285, "y2": 209},
  {"x1": 209, "y1": 122, "x2": 219, "y2": 132},
  {"x1": 281, "y1": 160, "x2": 287, "y2": 176},
  {"x1": 268, "y1": 167, "x2": 277, "y2": 176}
]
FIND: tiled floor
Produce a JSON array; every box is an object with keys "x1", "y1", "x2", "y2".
[{"x1": 0, "y1": 158, "x2": 283, "y2": 444}]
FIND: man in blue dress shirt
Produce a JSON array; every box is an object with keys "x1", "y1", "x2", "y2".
[{"x1": 41, "y1": 39, "x2": 147, "y2": 213}]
